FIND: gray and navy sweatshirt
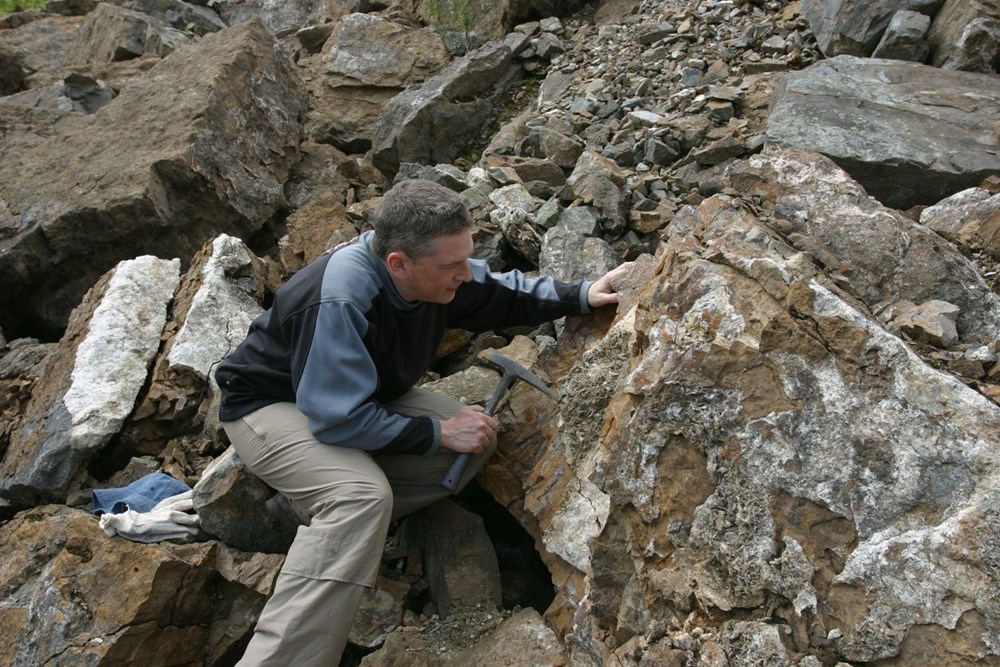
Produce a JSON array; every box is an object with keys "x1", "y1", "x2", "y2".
[{"x1": 216, "y1": 231, "x2": 591, "y2": 457}]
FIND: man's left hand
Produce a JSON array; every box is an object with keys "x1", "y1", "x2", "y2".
[{"x1": 587, "y1": 262, "x2": 633, "y2": 309}]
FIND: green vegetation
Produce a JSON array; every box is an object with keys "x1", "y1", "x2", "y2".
[
  {"x1": 0, "y1": 0, "x2": 46, "y2": 15},
  {"x1": 428, "y1": 0, "x2": 475, "y2": 50}
]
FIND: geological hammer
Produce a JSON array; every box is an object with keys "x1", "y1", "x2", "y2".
[{"x1": 440, "y1": 352, "x2": 557, "y2": 492}]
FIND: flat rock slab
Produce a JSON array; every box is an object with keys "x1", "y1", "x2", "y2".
[
  {"x1": 765, "y1": 55, "x2": 1000, "y2": 209},
  {"x1": 0, "y1": 18, "x2": 305, "y2": 339}
]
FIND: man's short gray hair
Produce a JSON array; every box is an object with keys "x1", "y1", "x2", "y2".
[{"x1": 371, "y1": 179, "x2": 473, "y2": 260}]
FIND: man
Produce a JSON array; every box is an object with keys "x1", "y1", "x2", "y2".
[{"x1": 216, "y1": 178, "x2": 628, "y2": 666}]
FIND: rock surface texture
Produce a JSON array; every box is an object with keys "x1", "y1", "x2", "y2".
[{"x1": 0, "y1": 0, "x2": 998, "y2": 665}]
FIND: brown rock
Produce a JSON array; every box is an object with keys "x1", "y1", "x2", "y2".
[
  {"x1": 0, "y1": 19, "x2": 306, "y2": 339},
  {"x1": 0, "y1": 505, "x2": 267, "y2": 665}
]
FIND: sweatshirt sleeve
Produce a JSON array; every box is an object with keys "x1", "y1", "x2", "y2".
[
  {"x1": 293, "y1": 299, "x2": 439, "y2": 456},
  {"x1": 447, "y1": 260, "x2": 592, "y2": 331}
]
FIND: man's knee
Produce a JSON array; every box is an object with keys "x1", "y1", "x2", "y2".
[{"x1": 310, "y1": 474, "x2": 393, "y2": 526}]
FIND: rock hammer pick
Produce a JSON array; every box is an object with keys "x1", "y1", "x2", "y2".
[{"x1": 440, "y1": 352, "x2": 557, "y2": 492}]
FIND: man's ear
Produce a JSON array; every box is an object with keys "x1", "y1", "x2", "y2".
[{"x1": 385, "y1": 250, "x2": 408, "y2": 275}]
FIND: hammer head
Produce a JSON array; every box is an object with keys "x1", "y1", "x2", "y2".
[{"x1": 487, "y1": 352, "x2": 557, "y2": 401}]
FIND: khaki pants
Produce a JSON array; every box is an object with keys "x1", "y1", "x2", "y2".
[{"x1": 222, "y1": 388, "x2": 495, "y2": 667}]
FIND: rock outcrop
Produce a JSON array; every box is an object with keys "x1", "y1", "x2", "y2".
[{"x1": 0, "y1": 0, "x2": 999, "y2": 664}]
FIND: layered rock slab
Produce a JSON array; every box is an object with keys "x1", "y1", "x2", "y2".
[
  {"x1": 0, "y1": 505, "x2": 276, "y2": 665},
  {"x1": 765, "y1": 55, "x2": 1000, "y2": 209},
  {"x1": 0, "y1": 18, "x2": 305, "y2": 339}
]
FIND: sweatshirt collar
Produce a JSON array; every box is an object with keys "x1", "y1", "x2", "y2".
[{"x1": 363, "y1": 231, "x2": 421, "y2": 311}]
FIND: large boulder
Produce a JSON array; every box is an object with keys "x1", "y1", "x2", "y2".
[
  {"x1": 800, "y1": 0, "x2": 941, "y2": 57},
  {"x1": 216, "y1": 0, "x2": 335, "y2": 37},
  {"x1": 927, "y1": 0, "x2": 1000, "y2": 72},
  {"x1": 119, "y1": 234, "x2": 279, "y2": 457},
  {"x1": 0, "y1": 256, "x2": 180, "y2": 506},
  {"x1": 407, "y1": 0, "x2": 590, "y2": 40},
  {"x1": 105, "y1": 0, "x2": 228, "y2": 36},
  {"x1": 0, "y1": 504, "x2": 277, "y2": 664},
  {"x1": 483, "y1": 176, "x2": 1000, "y2": 664},
  {"x1": 371, "y1": 39, "x2": 520, "y2": 177},
  {"x1": 765, "y1": 55, "x2": 1000, "y2": 209},
  {"x1": 0, "y1": 18, "x2": 306, "y2": 339},
  {"x1": 74, "y1": 1, "x2": 192, "y2": 64},
  {"x1": 298, "y1": 13, "x2": 450, "y2": 151}
]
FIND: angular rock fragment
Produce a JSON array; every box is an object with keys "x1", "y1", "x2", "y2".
[
  {"x1": 298, "y1": 12, "x2": 450, "y2": 150},
  {"x1": 192, "y1": 447, "x2": 304, "y2": 554},
  {"x1": 872, "y1": 9, "x2": 931, "y2": 61},
  {"x1": 372, "y1": 40, "x2": 519, "y2": 177},
  {"x1": 920, "y1": 186, "x2": 1000, "y2": 258},
  {"x1": 74, "y1": 2, "x2": 191, "y2": 64},
  {"x1": 927, "y1": 0, "x2": 1000, "y2": 72},
  {"x1": 892, "y1": 299, "x2": 961, "y2": 346}
]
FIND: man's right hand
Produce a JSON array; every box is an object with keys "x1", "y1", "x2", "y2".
[{"x1": 440, "y1": 405, "x2": 498, "y2": 454}]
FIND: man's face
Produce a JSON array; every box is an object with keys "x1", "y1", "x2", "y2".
[{"x1": 387, "y1": 230, "x2": 474, "y2": 304}]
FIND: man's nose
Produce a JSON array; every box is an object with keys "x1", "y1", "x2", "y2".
[{"x1": 458, "y1": 261, "x2": 472, "y2": 282}]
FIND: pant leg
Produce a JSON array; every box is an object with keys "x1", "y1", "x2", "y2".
[
  {"x1": 224, "y1": 402, "x2": 393, "y2": 667},
  {"x1": 379, "y1": 387, "x2": 497, "y2": 519}
]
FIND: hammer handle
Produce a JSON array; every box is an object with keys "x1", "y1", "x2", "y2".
[
  {"x1": 440, "y1": 380, "x2": 507, "y2": 492},
  {"x1": 441, "y1": 453, "x2": 471, "y2": 492}
]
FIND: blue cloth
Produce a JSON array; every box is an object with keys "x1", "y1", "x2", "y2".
[{"x1": 91, "y1": 472, "x2": 191, "y2": 515}]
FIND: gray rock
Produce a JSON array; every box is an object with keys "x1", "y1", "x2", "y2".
[
  {"x1": 192, "y1": 447, "x2": 302, "y2": 553},
  {"x1": 801, "y1": 0, "x2": 937, "y2": 56},
  {"x1": 488, "y1": 183, "x2": 539, "y2": 213},
  {"x1": 372, "y1": 40, "x2": 519, "y2": 177},
  {"x1": 920, "y1": 187, "x2": 1000, "y2": 257},
  {"x1": 0, "y1": 19, "x2": 306, "y2": 339},
  {"x1": 217, "y1": 0, "x2": 328, "y2": 37},
  {"x1": 299, "y1": 13, "x2": 449, "y2": 150},
  {"x1": 558, "y1": 206, "x2": 601, "y2": 237},
  {"x1": 402, "y1": 499, "x2": 502, "y2": 618},
  {"x1": 927, "y1": 0, "x2": 1000, "y2": 72},
  {"x1": 765, "y1": 55, "x2": 1000, "y2": 209},
  {"x1": 505, "y1": 157, "x2": 566, "y2": 187},
  {"x1": 872, "y1": 9, "x2": 931, "y2": 61},
  {"x1": 535, "y1": 126, "x2": 585, "y2": 169},
  {"x1": 539, "y1": 225, "x2": 619, "y2": 283},
  {"x1": 106, "y1": 0, "x2": 227, "y2": 36},
  {"x1": 892, "y1": 299, "x2": 961, "y2": 346},
  {"x1": 0, "y1": 256, "x2": 180, "y2": 505},
  {"x1": 74, "y1": 2, "x2": 191, "y2": 63},
  {"x1": 691, "y1": 136, "x2": 745, "y2": 167},
  {"x1": 492, "y1": 206, "x2": 542, "y2": 265},
  {"x1": 564, "y1": 150, "x2": 629, "y2": 234},
  {"x1": 420, "y1": 365, "x2": 501, "y2": 406}
]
